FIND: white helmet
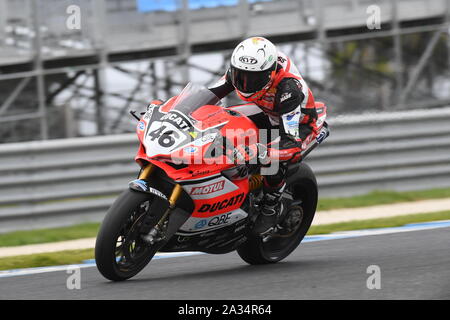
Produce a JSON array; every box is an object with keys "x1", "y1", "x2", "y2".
[{"x1": 230, "y1": 37, "x2": 278, "y2": 99}]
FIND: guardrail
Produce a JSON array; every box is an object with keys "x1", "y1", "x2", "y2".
[{"x1": 0, "y1": 107, "x2": 450, "y2": 232}]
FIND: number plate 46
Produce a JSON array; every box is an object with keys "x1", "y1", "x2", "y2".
[{"x1": 144, "y1": 121, "x2": 187, "y2": 157}]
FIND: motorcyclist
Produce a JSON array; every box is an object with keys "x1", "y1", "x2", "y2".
[{"x1": 208, "y1": 36, "x2": 320, "y2": 235}]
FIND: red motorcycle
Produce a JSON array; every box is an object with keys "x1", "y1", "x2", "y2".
[{"x1": 95, "y1": 83, "x2": 329, "y2": 281}]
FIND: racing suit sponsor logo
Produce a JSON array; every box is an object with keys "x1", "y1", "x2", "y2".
[
  {"x1": 277, "y1": 56, "x2": 287, "y2": 64},
  {"x1": 286, "y1": 111, "x2": 300, "y2": 121},
  {"x1": 280, "y1": 92, "x2": 292, "y2": 102}
]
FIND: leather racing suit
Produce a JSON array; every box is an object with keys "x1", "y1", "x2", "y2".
[{"x1": 208, "y1": 51, "x2": 320, "y2": 195}]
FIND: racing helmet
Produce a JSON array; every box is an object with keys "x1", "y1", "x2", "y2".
[{"x1": 230, "y1": 37, "x2": 278, "y2": 101}]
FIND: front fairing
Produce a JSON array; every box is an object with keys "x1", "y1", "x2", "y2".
[
  {"x1": 135, "y1": 83, "x2": 260, "y2": 181},
  {"x1": 135, "y1": 84, "x2": 229, "y2": 173},
  {"x1": 137, "y1": 83, "x2": 220, "y2": 158}
]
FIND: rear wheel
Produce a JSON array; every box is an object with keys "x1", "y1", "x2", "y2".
[
  {"x1": 95, "y1": 189, "x2": 166, "y2": 281},
  {"x1": 237, "y1": 163, "x2": 318, "y2": 265}
]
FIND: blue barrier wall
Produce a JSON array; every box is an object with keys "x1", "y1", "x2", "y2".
[{"x1": 137, "y1": 0, "x2": 272, "y2": 12}]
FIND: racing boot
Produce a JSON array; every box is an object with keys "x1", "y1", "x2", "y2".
[{"x1": 253, "y1": 183, "x2": 286, "y2": 235}]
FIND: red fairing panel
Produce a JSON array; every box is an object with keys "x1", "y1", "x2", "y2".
[
  {"x1": 181, "y1": 175, "x2": 249, "y2": 218},
  {"x1": 134, "y1": 85, "x2": 258, "y2": 221}
]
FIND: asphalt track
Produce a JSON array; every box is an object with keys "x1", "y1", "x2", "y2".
[{"x1": 0, "y1": 226, "x2": 449, "y2": 300}]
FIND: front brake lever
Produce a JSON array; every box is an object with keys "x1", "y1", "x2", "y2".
[{"x1": 129, "y1": 110, "x2": 140, "y2": 121}]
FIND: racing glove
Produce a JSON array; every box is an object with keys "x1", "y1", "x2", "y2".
[{"x1": 265, "y1": 135, "x2": 302, "y2": 163}]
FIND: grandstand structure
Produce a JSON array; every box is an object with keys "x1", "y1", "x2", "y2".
[{"x1": 0, "y1": 0, "x2": 449, "y2": 142}]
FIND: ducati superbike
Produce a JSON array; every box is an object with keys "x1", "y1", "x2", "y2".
[{"x1": 95, "y1": 83, "x2": 329, "y2": 281}]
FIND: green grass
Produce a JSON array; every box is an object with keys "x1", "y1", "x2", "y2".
[
  {"x1": 307, "y1": 210, "x2": 450, "y2": 235},
  {"x1": 317, "y1": 187, "x2": 450, "y2": 211},
  {"x1": 0, "y1": 223, "x2": 100, "y2": 248},
  {"x1": 1, "y1": 187, "x2": 450, "y2": 248},
  {"x1": 0, "y1": 249, "x2": 94, "y2": 271},
  {"x1": 1, "y1": 211, "x2": 450, "y2": 271}
]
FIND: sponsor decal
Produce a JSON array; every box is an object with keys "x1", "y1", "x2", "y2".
[
  {"x1": 193, "y1": 213, "x2": 231, "y2": 230},
  {"x1": 239, "y1": 56, "x2": 258, "y2": 65},
  {"x1": 198, "y1": 193, "x2": 245, "y2": 213},
  {"x1": 189, "y1": 131, "x2": 198, "y2": 139},
  {"x1": 280, "y1": 92, "x2": 292, "y2": 103},
  {"x1": 137, "y1": 121, "x2": 145, "y2": 131},
  {"x1": 143, "y1": 104, "x2": 155, "y2": 121},
  {"x1": 191, "y1": 169, "x2": 211, "y2": 177},
  {"x1": 184, "y1": 146, "x2": 198, "y2": 154},
  {"x1": 190, "y1": 132, "x2": 217, "y2": 147},
  {"x1": 287, "y1": 120, "x2": 298, "y2": 128},
  {"x1": 129, "y1": 180, "x2": 168, "y2": 200},
  {"x1": 148, "y1": 101, "x2": 161, "y2": 109},
  {"x1": 160, "y1": 112, "x2": 191, "y2": 131},
  {"x1": 201, "y1": 132, "x2": 217, "y2": 143},
  {"x1": 316, "y1": 129, "x2": 328, "y2": 144},
  {"x1": 179, "y1": 208, "x2": 248, "y2": 233},
  {"x1": 148, "y1": 187, "x2": 168, "y2": 200},
  {"x1": 277, "y1": 56, "x2": 287, "y2": 64},
  {"x1": 130, "y1": 179, "x2": 148, "y2": 191},
  {"x1": 207, "y1": 213, "x2": 231, "y2": 226},
  {"x1": 316, "y1": 118, "x2": 324, "y2": 127},
  {"x1": 286, "y1": 111, "x2": 300, "y2": 121},
  {"x1": 190, "y1": 180, "x2": 225, "y2": 195},
  {"x1": 195, "y1": 219, "x2": 208, "y2": 229}
]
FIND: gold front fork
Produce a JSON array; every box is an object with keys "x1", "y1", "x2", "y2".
[
  {"x1": 138, "y1": 163, "x2": 156, "y2": 180},
  {"x1": 139, "y1": 163, "x2": 183, "y2": 229},
  {"x1": 168, "y1": 184, "x2": 183, "y2": 208}
]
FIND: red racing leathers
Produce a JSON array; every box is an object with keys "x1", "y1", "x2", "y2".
[{"x1": 208, "y1": 51, "x2": 320, "y2": 191}]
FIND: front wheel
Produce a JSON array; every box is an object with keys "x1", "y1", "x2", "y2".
[
  {"x1": 237, "y1": 163, "x2": 318, "y2": 265},
  {"x1": 95, "y1": 189, "x2": 166, "y2": 281}
]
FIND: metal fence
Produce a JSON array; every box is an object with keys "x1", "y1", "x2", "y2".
[
  {"x1": 1, "y1": 0, "x2": 450, "y2": 143},
  {"x1": 0, "y1": 107, "x2": 449, "y2": 233}
]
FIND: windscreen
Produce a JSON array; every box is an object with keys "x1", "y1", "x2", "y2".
[{"x1": 171, "y1": 82, "x2": 221, "y2": 116}]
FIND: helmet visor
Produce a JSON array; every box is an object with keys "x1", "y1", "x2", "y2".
[{"x1": 230, "y1": 65, "x2": 274, "y2": 94}]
